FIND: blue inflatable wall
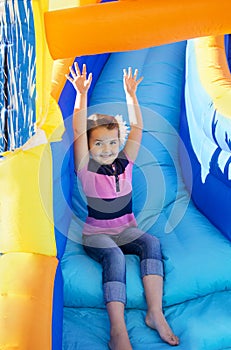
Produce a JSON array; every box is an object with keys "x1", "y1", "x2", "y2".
[{"x1": 59, "y1": 41, "x2": 231, "y2": 349}]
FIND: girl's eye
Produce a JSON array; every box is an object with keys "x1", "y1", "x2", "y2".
[
  {"x1": 110, "y1": 140, "x2": 117, "y2": 145},
  {"x1": 95, "y1": 142, "x2": 102, "y2": 146}
]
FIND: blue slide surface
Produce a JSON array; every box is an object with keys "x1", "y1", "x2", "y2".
[{"x1": 60, "y1": 42, "x2": 231, "y2": 349}]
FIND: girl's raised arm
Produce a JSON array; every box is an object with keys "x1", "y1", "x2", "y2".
[
  {"x1": 66, "y1": 63, "x2": 92, "y2": 170},
  {"x1": 123, "y1": 67, "x2": 143, "y2": 162}
]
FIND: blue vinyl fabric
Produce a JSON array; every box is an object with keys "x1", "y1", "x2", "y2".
[
  {"x1": 54, "y1": 53, "x2": 110, "y2": 350},
  {"x1": 181, "y1": 39, "x2": 231, "y2": 241},
  {"x1": 51, "y1": 129, "x2": 73, "y2": 350},
  {"x1": 61, "y1": 42, "x2": 231, "y2": 349},
  {"x1": 0, "y1": 0, "x2": 36, "y2": 152}
]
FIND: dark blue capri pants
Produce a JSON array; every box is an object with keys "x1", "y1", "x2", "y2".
[{"x1": 83, "y1": 227, "x2": 163, "y2": 305}]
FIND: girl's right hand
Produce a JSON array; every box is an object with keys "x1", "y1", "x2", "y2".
[{"x1": 66, "y1": 62, "x2": 92, "y2": 94}]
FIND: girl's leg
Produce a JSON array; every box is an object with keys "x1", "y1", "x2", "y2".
[
  {"x1": 119, "y1": 228, "x2": 179, "y2": 346},
  {"x1": 83, "y1": 234, "x2": 132, "y2": 350},
  {"x1": 143, "y1": 274, "x2": 179, "y2": 346},
  {"x1": 107, "y1": 301, "x2": 132, "y2": 350}
]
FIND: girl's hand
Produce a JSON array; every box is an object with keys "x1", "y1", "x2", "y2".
[
  {"x1": 123, "y1": 67, "x2": 143, "y2": 97},
  {"x1": 66, "y1": 62, "x2": 92, "y2": 94}
]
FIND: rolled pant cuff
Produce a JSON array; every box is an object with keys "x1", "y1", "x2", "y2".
[
  {"x1": 103, "y1": 281, "x2": 126, "y2": 304},
  {"x1": 141, "y1": 258, "x2": 163, "y2": 278}
]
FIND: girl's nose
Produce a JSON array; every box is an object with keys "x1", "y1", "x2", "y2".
[{"x1": 102, "y1": 143, "x2": 110, "y2": 153}]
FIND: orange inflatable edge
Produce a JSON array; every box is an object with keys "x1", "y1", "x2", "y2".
[{"x1": 44, "y1": 0, "x2": 231, "y2": 59}]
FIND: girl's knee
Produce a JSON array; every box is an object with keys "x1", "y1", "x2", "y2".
[
  {"x1": 105, "y1": 247, "x2": 126, "y2": 266},
  {"x1": 142, "y1": 234, "x2": 162, "y2": 260},
  {"x1": 150, "y1": 235, "x2": 161, "y2": 249}
]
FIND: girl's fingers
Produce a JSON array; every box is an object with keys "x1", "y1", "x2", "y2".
[
  {"x1": 134, "y1": 68, "x2": 138, "y2": 78},
  {"x1": 87, "y1": 72, "x2": 93, "y2": 85},
  {"x1": 65, "y1": 74, "x2": 73, "y2": 83},
  {"x1": 74, "y1": 62, "x2": 81, "y2": 76},
  {"x1": 69, "y1": 66, "x2": 76, "y2": 78},
  {"x1": 82, "y1": 63, "x2": 87, "y2": 76},
  {"x1": 128, "y1": 66, "x2": 132, "y2": 78},
  {"x1": 124, "y1": 67, "x2": 142, "y2": 82},
  {"x1": 136, "y1": 76, "x2": 143, "y2": 85},
  {"x1": 89, "y1": 72, "x2": 93, "y2": 80}
]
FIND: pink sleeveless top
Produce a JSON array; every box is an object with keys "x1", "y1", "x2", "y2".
[{"x1": 77, "y1": 151, "x2": 137, "y2": 235}]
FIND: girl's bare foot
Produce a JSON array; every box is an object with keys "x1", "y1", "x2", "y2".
[
  {"x1": 108, "y1": 329, "x2": 132, "y2": 350},
  {"x1": 145, "y1": 309, "x2": 179, "y2": 346}
]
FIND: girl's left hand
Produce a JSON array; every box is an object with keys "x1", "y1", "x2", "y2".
[
  {"x1": 123, "y1": 67, "x2": 143, "y2": 97},
  {"x1": 66, "y1": 63, "x2": 92, "y2": 94}
]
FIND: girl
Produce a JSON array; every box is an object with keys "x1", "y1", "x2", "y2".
[{"x1": 66, "y1": 63, "x2": 179, "y2": 350}]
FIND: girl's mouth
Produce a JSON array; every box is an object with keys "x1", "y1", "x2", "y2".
[{"x1": 101, "y1": 154, "x2": 113, "y2": 159}]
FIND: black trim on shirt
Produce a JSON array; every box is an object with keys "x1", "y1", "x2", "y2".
[{"x1": 87, "y1": 192, "x2": 132, "y2": 220}]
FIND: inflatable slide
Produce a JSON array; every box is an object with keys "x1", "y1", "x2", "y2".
[{"x1": 1, "y1": 1, "x2": 231, "y2": 349}]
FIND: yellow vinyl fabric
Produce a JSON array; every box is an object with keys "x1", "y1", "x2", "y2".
[
  {"x1": 0, "y1": 1, "x2": 68, "y2": 256},
  {"x1": 0, "y1": 144, "x2": 56, "y2": 255},
  {"x1": 51, "y1": 58, "x2": 74, "y2": 102},
  {"x1": 194, "y1": 35, "x2": 231, "y2": 118},
  {"x1": 32, "y1": 0, "x2": 65, "y2": 139},
  {"x1": 0, "y1": 253, "x2": 58, "y2": 350},
  {"x1": 0, "y1": 1, "x2": 68, "y2": 349},
  {"x1": 49, "y1": 0, "x2": 98, "y2": 11}
]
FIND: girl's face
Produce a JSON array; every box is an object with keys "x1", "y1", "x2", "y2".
[{"x1": 89, "y1": 126, "x2": 120, "y2": 165}]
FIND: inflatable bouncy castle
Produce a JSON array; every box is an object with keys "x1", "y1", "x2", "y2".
[{"x1": 1, "y1": 1, "x2": 231, "y2": 349}]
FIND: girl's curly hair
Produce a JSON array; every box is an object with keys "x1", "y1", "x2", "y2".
[
  {"x1": 87, "y1": 113, "x2": 128, "y2": 147},
  {"x1": 87, "y1": 114, "x2": 120, "y2": 144}
]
